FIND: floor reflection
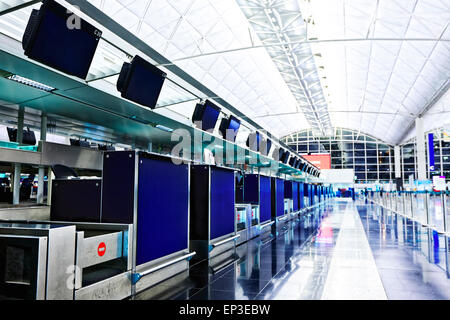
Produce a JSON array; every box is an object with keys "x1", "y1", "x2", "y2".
[
  {"x1": 357, "y1": 201, "x2": 450, "y2": 300},
  {"x1": 139, "y1": 199, "x2": 450, "y2": 300}
]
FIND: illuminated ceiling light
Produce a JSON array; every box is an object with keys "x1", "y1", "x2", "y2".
[{"x1": 6, "y1": 74, "x2": 55, "y2": 92}]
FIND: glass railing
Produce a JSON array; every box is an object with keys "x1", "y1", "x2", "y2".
[
  {"x1": 366, "y1": 190, "x2": 450, "y2": 234},
  {"x1": 0, "y1": 140, "x2": 38, "y2": 152}
]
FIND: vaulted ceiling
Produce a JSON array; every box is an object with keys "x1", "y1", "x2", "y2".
[{"x1": 1, "y1": 0, "x2": 449, "y2": 145}]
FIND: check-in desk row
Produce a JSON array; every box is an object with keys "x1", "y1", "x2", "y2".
[
  {"x1": 235, "y1": 174, "x2": 333, "y2": 240},
  {"x1": 0, "y1": 151, "x2": 333, "y2": 300},
  {"x1": 0, "y1": 152, "x2": 239, "y2": 300}
]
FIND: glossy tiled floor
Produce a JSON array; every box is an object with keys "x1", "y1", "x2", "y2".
[{"x1": 138, "y1": 198, "x2": 450, "y2": 300}]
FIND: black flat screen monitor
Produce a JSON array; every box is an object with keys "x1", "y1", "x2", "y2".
[
  {"x1": 70, "y1": 139, "x2": 90, "y2": 148},
  {"x1": 273, "y1": 147, "x2": 282, "y2": 161},
  {"x1": 7, "y1": 127, "x2": 36, "y2": 146},
  {"x1": 289, "y1": 156, "x2": 296, "y2": 167},
  {"x1": 219, "y1": 115, "x2": 241, "y2": 142},
  {"x1": 22, "y1": 0, "x2": 102, "y2": 79},
  {"x1": 98, "y1": 144, "x2": 115, "y2": 151},
  {"x1": 192, "y1": 100, "x2": 221, "y2": 132},
  {"x1": 280, "y1": 150, "x2": 290, "y2": 164},
  {"x1": 246, "y1": 132, "x2": 261, "y2": 152},
  {"x1": 301, "y1": 162, "x2": 307, "y2": 172},
  {"x1": 260, "y1": 138, "x2": 272, "y2": 156},
  {"x1": 117, "y1": 55, "x2": 166, "y2": 109}
]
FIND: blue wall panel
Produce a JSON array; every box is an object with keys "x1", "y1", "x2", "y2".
[
  {"x1": 210, "y1": 168, "x2": 235, "y2": 240},
  {"x1": 260, "y1": 176, "x2": 271, "y2": 223},
  {"x1": 136, "y1": 156, "x2": 189, "y2": 265}
]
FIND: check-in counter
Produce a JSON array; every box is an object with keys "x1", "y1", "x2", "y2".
[
  {"x1": 313, "y1": 185, "x2": 319, "y2": 206},
  {"x1": 284, "y1": 180, "x2": 294, "y2": 219},
  {"x1": 190, "y1": 165, "x2": 238, "y2": 267},
  {"x1": 271, "y1": 177, "x2": 288, "y2": 232},
  {"x1": 305, "y1": 183, "x2": 312, "y2": 208},
  {"x1": 258, "y1": 175, "x2": 274, "y2": 239},
  {"x1": 0, "y1": 221, "x2": 132, "y2": 300},
  {"x1": 292, "y1": 181, "x2": 300, "y2": 218},
  {"x1": 236, "y1": 173, "x2": 271, "y2": 242},
  {"x1": 42, "y1": 151, "x2": 194, "y2": 298},
  {"x1": 299, "y1": 182, "x2": 306, "y2": 213},
  {"x1": 101, "y1": 151, "x2": 194, "y2": 295}
]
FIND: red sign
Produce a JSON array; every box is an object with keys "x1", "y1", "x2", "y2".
[
  {"x1": 301, "y1": 154, "x2": 331, "y2": 170},
  {"x1": 97, "y1": 242, "x2": 106, "y2": 257}
]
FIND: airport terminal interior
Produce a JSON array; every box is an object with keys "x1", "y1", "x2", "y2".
[{"x1": 0, "y1": 0, "x2": 449, "y2": 301}]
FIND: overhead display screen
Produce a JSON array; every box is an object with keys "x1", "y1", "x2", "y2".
[
  {"x1": 289, "y1": 156, "x2": 296, "y2": 167},
  {"x1": 246, "y1": 131, "x2": 261, "y2": 152},
  {"x1": 22, "y1": 0, "x2": 101, "y2": 79},
  {"x1": 260, "y1": 138, "x2": 272, "y2": 156},
  {"x1": 117, "y1": 55, "x2": 166, "y2": 109},
  {"x1": 219, "y1": 115, "x2": 241, "y2": 141},
  {"x1": 192, "y1": 100, "x2": 221, "y2": 132},
  {"x1": 280, "y1": 150, "x2": 290, "y2": 164}
]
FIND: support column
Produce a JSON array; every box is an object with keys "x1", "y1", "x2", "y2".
[
  {"x1": 13, "y1": 106, "x2": 25, "y2": 205},
  {"x1": 17, "y1": 106, "x2": 25, "y2": 144},
  {"x1": 12, "y1": 164, "x2": 21, "y2": 205},
  {"x1": 416, "y1": 118, "x2": 427, "y2": 181},
  {"x1": 47, "y1": 167, "x2": 53, "y2": 206},
  {"x1": 37, "y1": 112, "x2": 47, "y2": 204},
  {"x1": 394, "y1": 146, "x2": 401, "y2": 179}
]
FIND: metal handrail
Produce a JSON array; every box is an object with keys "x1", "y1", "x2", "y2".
[
  {"x1": 259, "y1": 221, "x2": 275, "y2": 228},
  {"x1": 131, "y1": 251, "x2": 196, "y2": 284},
  {"x1": 211, "y1": 234, "x2": 240, "y2": 248}
]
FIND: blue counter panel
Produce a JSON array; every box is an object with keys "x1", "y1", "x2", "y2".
[
  {"x1": 299, "y1": 183, "x2": 305, "y2": 209},
  {"x1": 292, "y1": 182, "x2": 299, "y2": 211},
  {"x1": 276, "y1": 179, "x2": 284, "y2": 217},
  {"x1": 308, "y1": 184, "x2": 313, "y2": 205},
  {"x1": 259, "y1": 176, "x2": 271, "y2": 223},
  {"x1": 102, "y1": 151, "x2": 136, "y2": 224},
  {"x1": 210, "y1": 167, "x2": 235, "y2": 240},
  {"x1": 284, "y1": 180, "x2": 293, "y2": 199},
  {"x1": 244, "y1": 174, "x2": 259, "y2": 204},
  {"x1": 136, "y1": 156, "x2": 189, "y2": 265}
]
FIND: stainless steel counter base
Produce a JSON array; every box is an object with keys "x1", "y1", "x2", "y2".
[
  {"x1": 75, "y1": 271, "x2": 132, "y2": 300},
  {"x1": 236, "y1": 229, "x2": 248, "y2": 246}
]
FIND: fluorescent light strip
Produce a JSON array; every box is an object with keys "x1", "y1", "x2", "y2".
[
  {"x1": 155, "y1": 124, "x2": 174, "y2": 133},
  {"x1": 7, "y1": 74, "x2": 55, "y2": 92}
]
